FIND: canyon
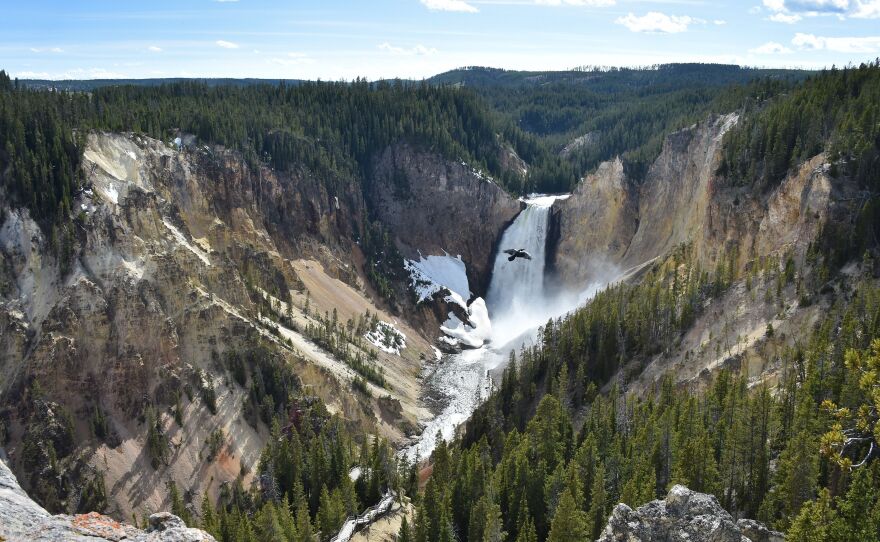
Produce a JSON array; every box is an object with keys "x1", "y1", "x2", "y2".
[{"x1": 0, "y1": 105, "x2": 860, "y2": 533}]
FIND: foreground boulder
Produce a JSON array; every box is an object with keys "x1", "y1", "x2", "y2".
[
  {"x1": 598, "y1": 484, "x2": 784, "y2": 542},
  {"x1": 0, "y1": 457, "x2": 215, "y2": 541}
]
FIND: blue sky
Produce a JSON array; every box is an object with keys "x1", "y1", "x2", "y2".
[{"x1": 2, "y1": 0, "x2": 879, "y2": 80}]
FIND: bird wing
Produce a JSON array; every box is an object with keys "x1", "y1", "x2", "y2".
[
  {"x1": 503, "y1": 249, "x2": 517, "y2": 255},
  {"x1": 521, "y1": 251, "x2": 532, "y2": 260}
]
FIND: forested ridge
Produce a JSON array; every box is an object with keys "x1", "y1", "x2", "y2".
[
  {"x1": 0, "y1": 63, "x2": 816, "y2": 225},
  {"x1": 0, "y1": 69, "x2": 526, "y2": 293},
  {"x1": 719, "y1": 61, "x2": 880, "y2": 267},
  {"x1": 0, "y1": 73, "x2": 518, "y2": 225},
  {"x1": 432, "y1": 63, "x2": 811, "y2": 184}
]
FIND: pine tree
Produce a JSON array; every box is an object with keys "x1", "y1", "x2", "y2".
[
  {"x1": 168, "y1": 481, "x2": 192, "y2": 526},
  {"x1": 200, "y1": 491, "x2": 219, "y2": 537},
  {"x1": 256, "y1": 502, "x2": 287, "y2": 542},
  {"x1": 620, "y1": 453, "x2": 655, "y2": 508},
  {"x1": 587, "y1": 463, "x2": 608, "y2": 540},
  {"x1": 438, "y1": 508, "x2": 455, "y2": 542},
  {"x1": 787, "y1": 489, "x2": 845, "y2": 542},
  {"x1": 295, "y1": 496, "x2": 314, "y2": 542},
  {"x1": 546, "y1": 490, "x2": 589, "y2": 542},
  {"x1": 482, "y1": 497, "x2": 507, "y2": 542},
  {"x1": 398, "y1": 514, "x2": 413, "y2": 542},
  {"x1": 515, "y1": 516, "x2": 537, "y2": 542},
  {"x1": 317, "y1": 485, "x2": 343, "y2": 539}
]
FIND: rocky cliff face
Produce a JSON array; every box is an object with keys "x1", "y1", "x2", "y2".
[
  {"x1": 0, "y1": 131, "x2": 521, "y2": 521},
  {"x1": 0, "y1": 133, "x2": 445, "y2": 520},
  {"x1": 550, "y1": 112, "x2": 861, "y2": 395},
  {"x1": 551, "y1": 157, "x2": 637, "y2": 283},
  {"x1": 552, "y1": 113, "x2": 842, "y2": 286},
  {"x1": 1, "y1": 457, "x2": 214, "y2": 541},
  {"x1": 369, "y1": 143, "x2": 521, "y2": 295},
  {"x1": 598, "y1": 485, "x2": 784, "y2": 542},
  {"x1": 552, "y1": 114, "x2": 738, "y2": 285}
]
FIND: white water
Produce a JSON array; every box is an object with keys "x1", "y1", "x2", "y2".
[
  {"x1": 404, "y1": 194, "x2": 607, "y2": 464},
  {"x1": 486, "y1": 195, "x2": 567, "y2": 347}
]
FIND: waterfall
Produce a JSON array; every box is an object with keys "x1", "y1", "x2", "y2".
[
  {"x1": 486, "y1": 199, "x2": 553, "y2": 316},
  {"x1": 484, "y1": 195, "x2": 567, "y2": 348}
]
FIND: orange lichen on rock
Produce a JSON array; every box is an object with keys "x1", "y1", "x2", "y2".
[{"x1": 71, "y1": 512, "x2": 132, "y2": 539}]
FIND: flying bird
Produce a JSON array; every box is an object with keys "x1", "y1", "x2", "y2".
[{"x1": 503, "y1": 249, "x2": 532, "y2": 262}]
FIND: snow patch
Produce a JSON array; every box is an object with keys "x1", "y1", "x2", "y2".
[
  {"x1": 120, "y1": 258, "x2": 145, "y2": 281},
  {"x1": 365, "y1": 321, "x2": 407, "y2": 355},
  {"x1": 715, "y1": 113, "x2": 740, "y2": 142},
  {"x1": 404, "y1": 252, "x2": 471, "y2": 306},
  {"x1": 519, "y1": 193, "x2": 571, "y2": 208},
  {"x1": 103, "y1": 184, "x2": 119, "y2": 205},
  {"x1": 440, "y1": 297, "x2": 492, "y2": 348},
  {"x1": 162, "y1": 218, "x2": 212, "y2": 267}
]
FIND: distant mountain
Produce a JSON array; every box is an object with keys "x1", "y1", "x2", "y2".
[
  {"x1": 19, "y1": 63, "x2": 808, "y2": 93},
  {"x1": 19, "y1": 77, "x2": 303, "y2": 92},
  {"x1": 428, "y1": 63, "x2": 810, "y2": 89}
]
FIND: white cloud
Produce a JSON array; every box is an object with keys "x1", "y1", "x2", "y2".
[
  {"x1": 216, "y1": 40, "x2": 239, "y2": 49},
  {"x1": 714, "y1": 19, "x2": 728, "y2": 24},
  {"x1": 769, "y1": 11, "x2": 803, "y2": 21},
  {"x1": 268, "y1": 55, "x2": 315, "y2": 66},
  {"x1": 766, "y1": 0, "x2": 848, "y2": 12},
  {"x1": 17, "y1": 67, "x2": 127, "y2": 80},
  {"x1": 420, "y1": 0, "x2": 479, "y2": 12},
  {"x1": 762, "y1": 0, "x2": 880, "y2": 19},
  {"x1": 792, "y1": 32, "x2": 880, "y2": 51},
  {"x1": 750, "y1": 41, "x2": 793, "y2": 54},
  {"x1": 148, "y1": 45, "x2": 162, "y2": 52},
  {"x1": 533, "y1": 0, "x2": 616, "y2": 6},
  {"x1": 852, "y1": 0, "x2": 880, "y2": 18},
  {"x1": 378, "y1": 42, "x2": 439, "y2": 55},
  {"x1": 615, "y1": 12, "x2": 697, "y2": 33},
  {"x1": 30, "y1": 47, "x2": 64, "y2": 53}
]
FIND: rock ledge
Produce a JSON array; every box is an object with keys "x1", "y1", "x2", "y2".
[
  {"x1": 598, "y1": 484, "x2": 784, "y2": 542},
  {"x1": 0, "y1": 457, "x2": 215, "y2": 541}
]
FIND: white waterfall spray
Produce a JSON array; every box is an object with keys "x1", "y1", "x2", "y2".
[
  {"x1": 485, "y1": 195, "x2": 561, "y2": 347},
  {"x1": 487, "y1": 201, "x2": 551, "y2": 312}
]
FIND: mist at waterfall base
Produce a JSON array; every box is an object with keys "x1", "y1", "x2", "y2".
[
  {"x1": 486, "y1": 195, "x2": 606, "y2": 351},
  {"x1": 403, "y1": 195, "x2": 613, "y2": 463}
]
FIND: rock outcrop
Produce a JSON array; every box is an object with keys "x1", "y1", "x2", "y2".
[
  {"x1": 369, "y1": 143, "x2": 521, "y2": 295},
  {"x1": 0, "y1": 457, "x2": 214, "y2": 541},
  {"x1": 598, "y1": 485, "x2": 784, "y2": 542}
]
